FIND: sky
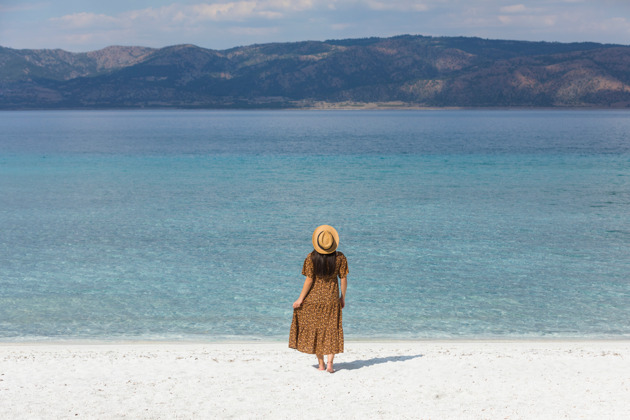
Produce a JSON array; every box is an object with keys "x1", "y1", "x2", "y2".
[{"x1": 1, "y1": 0, "x2": 630, "y2": 52}]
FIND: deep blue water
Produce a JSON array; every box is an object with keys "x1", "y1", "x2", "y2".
[{"x1": 1, "y1": 110, "x2": 629, "y2": 341}]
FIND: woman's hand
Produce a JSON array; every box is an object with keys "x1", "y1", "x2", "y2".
[
  {"x1": 292, "y1": 298, "x2": 303, "y2": 309},
  {"x1": 339, "y1": 296, "x2": 345, "y2": 309}
]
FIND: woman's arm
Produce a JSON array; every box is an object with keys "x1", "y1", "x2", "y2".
[
  {"x1": 292, "y1": 277, "x2": 313, "y2": 308},
  {"x1": 339, "y1": 277, "x2": 347, "y2": 308}
]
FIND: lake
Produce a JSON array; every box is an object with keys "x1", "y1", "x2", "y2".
[{"x1": 1, "y1": 109, "x2": 629, "y2": 341}]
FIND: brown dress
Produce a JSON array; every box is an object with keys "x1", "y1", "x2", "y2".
[{"x1": 289, "y1": 251, "x2": 348, "y2": 355}]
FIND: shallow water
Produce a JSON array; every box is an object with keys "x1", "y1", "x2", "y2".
[{"x1": 1, "y1": 110, "x2": 629, "y2": 340}]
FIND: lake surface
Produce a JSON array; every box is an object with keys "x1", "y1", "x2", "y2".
[{"x1": 1, "y1": 109, "x2": 629, "y2": 341}]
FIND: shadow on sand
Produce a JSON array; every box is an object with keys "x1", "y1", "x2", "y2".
[{"x1": 314, "y1": 354, "x2": 423, "y2": 372}]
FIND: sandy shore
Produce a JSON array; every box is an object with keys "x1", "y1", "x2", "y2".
[{"x1": 1, "y1": 340, "x2": 629, "y2": 419}]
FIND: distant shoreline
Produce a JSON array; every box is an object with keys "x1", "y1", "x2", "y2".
[{"x1": 2, "y1": 103, "x2": 630, "y2": 111}]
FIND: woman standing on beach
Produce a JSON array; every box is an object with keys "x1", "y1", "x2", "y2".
[{"x1": 289, "y1": 225, "x2": 348, "y2": 373}]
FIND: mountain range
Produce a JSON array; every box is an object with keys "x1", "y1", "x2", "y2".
[{"x1": 2, "y1": 35, "x2": 630, "y2": 109}]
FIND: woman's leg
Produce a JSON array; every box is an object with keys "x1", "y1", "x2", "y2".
[
  {"x1": 326, "y1": 354, "x2": 335, "y2": 373},
  {"x1": 316, "y1": 354, "x2": 325, "y2": 370}
]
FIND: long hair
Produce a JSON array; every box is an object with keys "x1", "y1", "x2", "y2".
[{"x1": 311, "y1": 250, "x2": 337, "y2": 278}]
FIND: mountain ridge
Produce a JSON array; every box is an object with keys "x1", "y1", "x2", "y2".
[{"x1": 2, "y1": 35, "x2": 630, "y2": 109}]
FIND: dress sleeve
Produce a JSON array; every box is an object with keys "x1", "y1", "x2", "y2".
[
  {"x1": 338, "y1": 253, "x2": 349, "y2": 278},
  {"x1": 302, "y1": 253, "x2": 314, "y2": 278}
]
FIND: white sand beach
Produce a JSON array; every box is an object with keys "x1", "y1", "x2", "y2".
[{"x1": 1, "y1": 340, "x2": 629, "y2": 419}]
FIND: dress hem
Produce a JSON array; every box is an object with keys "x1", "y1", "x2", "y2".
[{"x1": 288, "y1": 344, "x2": 344, "y2": 355}]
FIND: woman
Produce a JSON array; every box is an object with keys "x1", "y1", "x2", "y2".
[{"x1": 289, "y1": 225, "x2": 348, "y2": 373}]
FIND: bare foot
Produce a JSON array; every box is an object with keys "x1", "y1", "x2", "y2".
[
  {"x1": 317, "y1": 355, "x2": 326, "y2": 371},
  {"x1": 326, "y1": 364, "x2": 335, "y2": 373}
]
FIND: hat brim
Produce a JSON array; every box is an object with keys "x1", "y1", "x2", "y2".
[{"x1": 312, "y1": 225, "x2": 339, "y2": 254}]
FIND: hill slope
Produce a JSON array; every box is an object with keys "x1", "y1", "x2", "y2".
[{"x1": 1, "y1": 35, "x2": 630, "y2": 109}]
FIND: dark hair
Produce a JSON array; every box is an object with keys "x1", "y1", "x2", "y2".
[{"x1": 311, "y1": 250, "x2": 337, "y2": 278}]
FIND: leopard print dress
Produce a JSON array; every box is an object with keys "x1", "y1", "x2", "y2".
[{"x1": 289, "y1": 251, "x2": 348, "y2": 355}]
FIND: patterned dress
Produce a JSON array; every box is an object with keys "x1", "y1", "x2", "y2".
[{"x1": 289, "y1": 251, "x2": 348, "y2": 355}]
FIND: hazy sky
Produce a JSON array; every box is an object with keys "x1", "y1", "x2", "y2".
[{"x1": 1, "y1": 0, "x2": 629, "y2": 52}]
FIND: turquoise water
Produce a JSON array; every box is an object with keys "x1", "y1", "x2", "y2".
[{"x1": 1, "y1": 110, "x2": 629, "y2": 340}]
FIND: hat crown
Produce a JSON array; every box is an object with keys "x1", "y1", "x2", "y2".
[{"x1": 318, "y1": 231, "x2": 334, "y2": 250}]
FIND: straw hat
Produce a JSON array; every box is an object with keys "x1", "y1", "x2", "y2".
[{"x1": 312, "y1": 225, "x2": 339, "y2": 254}]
